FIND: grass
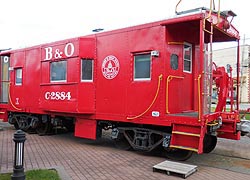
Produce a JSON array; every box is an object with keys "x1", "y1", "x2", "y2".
[
  {"x1": 242, "y1": 113, "x2": 250, "y2": 120},
  {"x1": 210, "y1": 107, "x2": 250, "y2": 120},
  {"x1": 0, "y1": 169, "x2": 60, "y2": 180}
]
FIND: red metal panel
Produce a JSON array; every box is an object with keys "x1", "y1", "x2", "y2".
[
  {"x1": 67, "y1": 57, "x2": 79, "y2": 82},
  {"x1": 166, "y1": 23, "x2": 200, "y2": 113},
  {"x1": 74, "y1": 118, "x2": 97, "y2": 140},
  {"x1": 77, "y1": 83, "x2": 95, "y2": 113},
  {"x1": 166, "y1": 45, "x2": 185, "y2": 113},
  {"x1": 126, "y1": 26, "x2": 164, "y2": 119},
  {"x1": 9, "y1": 51, "x2": 26, "y2": 112},
  {"x1": 39, "y1": 40, "x2": 79, "y2": 112},
  {"x1": 41, "y1": 62, "x2": 49, "y2": 84},
  {"x1": 77, "y1": 38, "x2": 96, "y2": 113},
  {"x1": 217, "y1": 131, "x2": 240, "y2": 140},
  {"x1": 41, "y1": 40, "x2": 79, "y2": 61},
  {"x1": 95, "y1": 32, "x2": 129, "y2": 118},
  {"x1": 170, "y1": 124, "x2": 204, "y2": 153},
  {"x1": 39, "y1": 84, "x2": 78, "y2": 113},
  {"x1": 23, "y1": 48, "x2": 41, "y2": 113},
  {"x1": 39, "y1": 38, "x2": 97, "y2": 114},
  {"x1": 79, "y1": 38, "x2": 96, "y2": 58},
  {"x1": 39, "y1": 41, "x2": 80, "y2": 113},
  {"x1": 128, "y1": 26, "x2": 163, "y2": 52},
  {"x1": 94, "y1": 25, "x2": 166, "y2": 122}
]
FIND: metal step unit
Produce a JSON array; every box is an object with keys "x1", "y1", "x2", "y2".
[{"x1": 153, "y1": 160, "x2": 197, "y2": 179}]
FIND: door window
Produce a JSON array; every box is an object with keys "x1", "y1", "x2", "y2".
[
  {"x1": 15, "y1": 68, "x2": 22, "y2": 85},
  {"x1": 170, "y1": 54, "x2": 179, "y2": 70},
  {"x1": 183, "y1": 43, "x2": 192, "y2": 73}
]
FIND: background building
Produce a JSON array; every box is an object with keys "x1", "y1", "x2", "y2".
[{"x1": 213, "y1": 45, "x2": 250, "y2": 103}]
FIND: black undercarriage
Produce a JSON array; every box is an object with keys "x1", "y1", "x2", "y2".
[{"x1": 8, "y1": 113, "x2": 217, "y2": 161}]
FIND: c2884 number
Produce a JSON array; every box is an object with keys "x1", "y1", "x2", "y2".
[{"x1": 45, "y1": 91, "x2": 71, "y2": 100}]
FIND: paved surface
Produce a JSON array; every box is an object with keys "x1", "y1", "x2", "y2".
[{"x1": 1, "y1": 124, "x2": 250, "y2": 180}]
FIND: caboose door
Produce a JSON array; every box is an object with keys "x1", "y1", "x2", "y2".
[{"x1": 167, "y1": 42, "x2": 194, "y2": 114}]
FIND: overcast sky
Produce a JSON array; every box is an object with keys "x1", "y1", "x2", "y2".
[{"x1": 0, "y1": 0, "x2": 249, "y2": 50}]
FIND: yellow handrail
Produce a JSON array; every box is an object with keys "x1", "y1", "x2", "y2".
[
  {"x1": 206, "y1": 0, "x2": 213, "y2": 20},
  {"x1": 197, "y1": 74, "x2": 202, "y2": 122},
  {"x1": 215, "y1": 0, "x2": 221, "y2": 25},
  {"x1": 203, "y1": 0, "x2": 213, "y2": 35},
  {"x1": 203, "y1": 0, "x2": 221, "y2": 33},
  {"x1": 168, "y1": 42, "x2": 184, "y2": 45},
  {"x1": 127, "y1": 74, "x2": 163, "y2": 120},
  {"x1": 166, "y1": 75, "x2": 184, "y2": 114}
]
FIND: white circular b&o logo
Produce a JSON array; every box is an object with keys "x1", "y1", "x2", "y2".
[{"x1": 102, "y1": 55, "x2": 120, "y2": 79}]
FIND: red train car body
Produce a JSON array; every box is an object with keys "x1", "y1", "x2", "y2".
[{"x1": 0, "y1": 6, "x2": 249, "y2": 160}]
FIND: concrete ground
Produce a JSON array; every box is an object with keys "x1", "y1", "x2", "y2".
[{"x1": 1, "y1": 124, "x2": 250, "y2": 180}]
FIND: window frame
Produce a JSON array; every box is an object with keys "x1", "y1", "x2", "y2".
[
  {"x1": 50, "y1": 60, "x2": 67, "y2": 83},
  {"x1": 81, "y1": 58, "x2": 94, "y2": 82},
  {"x1": 170, "y1": 54, "x2": 179, "y2": 70},
  {"x1": 133, "y1": 53, "x2": 152, "y2": 81},
  {"x1": 183, "y1": 42, "x2": 192, "y2": 73},
  {"x1": 15, "y1": 68, "x2": 23, "y2": 86}
]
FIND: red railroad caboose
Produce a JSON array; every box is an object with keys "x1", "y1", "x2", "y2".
[{"x1": 0, "y1": 4, "x2": 249, "y2": 160}]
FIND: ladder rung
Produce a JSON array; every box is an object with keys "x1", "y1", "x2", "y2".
[
  {"x1": 204, "y1": 72, "x2": 212, "y2": 75},
  {"x1": 217, "y1": 129, "x2": 234, "y2": 133},
  {"x1": 203, "y1": 93, "x2": 211, "y2": 96},
  {"x1": 170, "y1": 145, "x2": 198, "y2": 152},
  {"x1": 172, "y1": 131, "x2": 200, "y2": 137}
]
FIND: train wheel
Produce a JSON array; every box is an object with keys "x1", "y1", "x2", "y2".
[
  {"x1": 114, "y1": 133, "x2": 131, "y2": 150},
  {"x1": 36, "y1": 121, "x2": 52, "y2": 136},
  {"x1": 14, "y1": 122, "x2": 19, "y2": 130},
  {"x1": 163, "y1": 148, "x2": 193, "y2": 161},
  {"x1": 16, "y1": 117, "x2": 30, "y2": 132},
  {"x1": 203, "y1": 134, "x2": 217, "y2": 153},
  {"x1": 62, "y1": 120, "x2": 75, "y2": 132}
]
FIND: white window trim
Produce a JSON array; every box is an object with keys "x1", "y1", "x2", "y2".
[
  {"x1": 134, "y1": 78, "x2": 151, "y2": 81},
  {"x1": 133, "y1": 54, "x2": 152, "y2": 81},
  {"x1": 81, "y1": 79, "x2": 93, "y2": 82},
  {"x1": 183, "y1": 42, "x2": 192, "y2": 73},
  {"x1": 51, "y1": 79, "x2": 67, "y2": 83},
  {"x1": 50, "y1": 61, "x2": 67, "y2": 83},
  {"x1": 81, "y1": 59, "x2": 94, "y2": 82},
  {"x1": 15, "y1": 68, "x2": 22, "y2": 86}
]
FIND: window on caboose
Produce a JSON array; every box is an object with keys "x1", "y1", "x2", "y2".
[
  {"x1": 134, "y1": 54, "x2": 151, "y2": 81},
  {"x1": 170, "y1": 54, "x2": 179, "y2": 70},
  {"x1": 81, "y1": 59, "x2": 93, "y2": 82},
  {"x1": 15, "y1": 68, "x2": 22, "y2": 85},
  {"x1": 183, "y1": 43, "x2": 192, "y2": 73},
  {"x1": 50, "y1": 61, "x2": 66, "y2": 82}
]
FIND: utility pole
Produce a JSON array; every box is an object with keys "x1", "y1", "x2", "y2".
[
  {"x1": 248, "y1": 46, "x2": 250, "y2": 103},
  {"x1": 240, "y1": 35, "x2": 246, "y2": 103}
]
